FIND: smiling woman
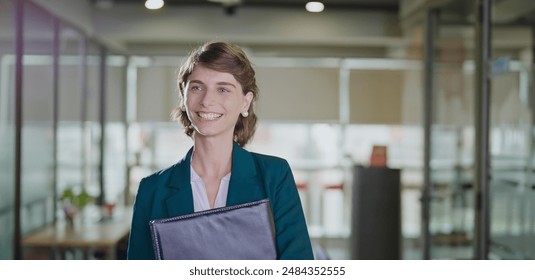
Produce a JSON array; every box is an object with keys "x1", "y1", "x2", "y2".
[
  {"x1": 182, "y1": 66, "x2": 253, "y2": 145},
  {"x1": 126, "y1": 41, "x2": 314, "y2": 260},
  {"x1": 174, "y1": 41, "x2": 259, "y2": 147}
]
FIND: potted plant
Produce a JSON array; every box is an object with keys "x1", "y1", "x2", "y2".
[{"x1": 60, "y1": 187, "x2": 94, "y2": 226}]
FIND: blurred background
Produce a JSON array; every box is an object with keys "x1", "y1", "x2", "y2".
[{"x1": 1, "y1": 0, "x2": 534, "y2": 260}]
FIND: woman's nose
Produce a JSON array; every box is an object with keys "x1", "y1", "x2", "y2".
[{"x1": 200, "y1": 89, "x2": 216, "y2": 106}]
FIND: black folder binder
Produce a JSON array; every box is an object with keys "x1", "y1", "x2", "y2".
[{"x1": 149, "y1": 198, "x2": 277, "y2": 260}]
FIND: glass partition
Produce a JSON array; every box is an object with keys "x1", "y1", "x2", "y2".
[
  {"x1": 0, "y1": 0, "x2": 16, "y2": 260},
  {"x1": 423, "y1": 0, "x2": 535, "y2": 260},
  {"x1": 84, "y1": 42, "x2": 102, "y2": 204},
  {"x1": 0, "y1": 0, "x2": 128, "y2": 259},
  {"x1": 104, "y1": 55, "x2": 127, "y2": 207},
  {"x1": 20, "y1": 0, "x2": 55, "y2": 235},
  {"x1": 425, "y1": 2, "x2": 477, "y2": 259},
  {"x1": 57, "y1": 25, "x2": 84, "y2": 222},
  {"x1": 488, "y1": 38, "x2": 534, "y2": 258}
]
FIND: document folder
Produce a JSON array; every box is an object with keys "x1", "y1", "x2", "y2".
[{"x1": 149, "y1": 198, "x2": 276, "y2": 260}]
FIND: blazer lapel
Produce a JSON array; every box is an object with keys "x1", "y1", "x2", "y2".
[
  {"x1": 163, "y1": 143, "x2": 265, "y2": 216},
  {"x1": 226, "y1": 142, "x2": 265, "y2": 206},
  {"x1": 165, "y1": 147, "x2": 194, "y2": 217}
]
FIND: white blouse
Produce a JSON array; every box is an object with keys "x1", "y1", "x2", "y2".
[{"x1": 190, "y1": 166, "x2": 230, "y2": 212}]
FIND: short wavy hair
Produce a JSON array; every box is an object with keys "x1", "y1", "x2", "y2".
[{"x1": 171, "y1": 41, "x2": 259, "y2": 147}]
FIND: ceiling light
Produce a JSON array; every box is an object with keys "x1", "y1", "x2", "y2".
[
  {"x1": 306, "y1": 1, "x2": 324, "y2": 13},
  {"x1": 145, "y1": 0, "x2": 164, "y2": 10}
]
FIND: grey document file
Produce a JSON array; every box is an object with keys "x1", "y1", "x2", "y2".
[{"x1": 149, "y1": 199, "x2": 276, "y2": 260}]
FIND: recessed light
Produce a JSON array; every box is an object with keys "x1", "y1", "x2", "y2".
[
  {"x1": 306, "y1": 1, "x2": 324, "y2": 13},
  {"x1": 145, "y1": 0, "x2": 164, "y2": 10}
]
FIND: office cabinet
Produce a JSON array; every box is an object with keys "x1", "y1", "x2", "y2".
[{"x1": 350, "y1": 166, "x2": 401, "y2": 259}]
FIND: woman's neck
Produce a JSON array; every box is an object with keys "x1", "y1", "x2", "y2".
[{"x1": 191, "y1": 137, "x2": 233, "y2": 179}]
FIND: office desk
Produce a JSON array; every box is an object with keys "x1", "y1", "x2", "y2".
[{"x1": 22, "y1": 208, "x2": 132, "y2": 260}]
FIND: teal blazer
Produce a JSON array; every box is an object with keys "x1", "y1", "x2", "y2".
[{"x1": 127, "y1": 142, "x2": 314, "y2": 260}]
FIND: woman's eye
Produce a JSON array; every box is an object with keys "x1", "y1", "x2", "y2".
[{"x1": 190, "y1": 85, "x2": 202, "y2": 91}]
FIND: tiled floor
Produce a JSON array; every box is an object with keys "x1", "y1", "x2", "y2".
[{"x1": 313, "y1": 237, "x2": 474, "y2": 260}]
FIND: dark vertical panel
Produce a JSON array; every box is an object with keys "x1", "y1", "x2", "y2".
[
  {"x1": 351, "y1": 166, "x2": 401, "y2": 259},
  {"x1": 80, "y1": 38, "x2": 87, "y2": 123},
  {"x1": 98, "y1": 47, "x2": 107, "y2": 205},
  {"x1": 422, "y1": 7, "x2": 438, "y2": 260},
  {"x1": 52, "y1": 18, "x2": 59, "y2": 224},
  {"x1": 123, "y1": 61, "x2": 130, "y2": 207},
  {"x1": 80, "y1": 37, "x2": 87, "y2": 191},
  {"x1": 13, "y1": 0, "x2": 24, "y2": 260},
  {"x1": 125, "y1": 58, "x2": 135, "y2": 206},
  {"x1": 474, "y1": 0, "x2": 491, "y2": 260}
]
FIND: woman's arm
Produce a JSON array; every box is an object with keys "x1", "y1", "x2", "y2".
[
  {"x1": 127, "y1": 178, "x2": 156, "y2": 260},
  {"x1": 272, "y1": 160, "x2": 315, "y2": 260}
]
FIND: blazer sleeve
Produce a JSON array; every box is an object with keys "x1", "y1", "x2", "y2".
[
  {"x1": 271, "y1": 160, "x2": 315, "y2": 260},
  {"x1": 127, "y1": 178, "x2": 156, "y2": 260}
]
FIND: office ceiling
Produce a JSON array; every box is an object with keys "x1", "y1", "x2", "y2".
[
  {"x1": 106, "y1": 0, "x2": 400, "y2": 11},
  {"x1": 81, "y1": 0, "x2": 535, "y2": 57},
  {"x1": 85, "y1": 0, "x2": 404, "y2": 57}
]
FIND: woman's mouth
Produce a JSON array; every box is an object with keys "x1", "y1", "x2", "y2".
[{"x1": 197, "y1": 112, "x2": 222, "y2": 120}]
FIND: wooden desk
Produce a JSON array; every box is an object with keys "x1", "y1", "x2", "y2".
[{"x1": 22, "y1": 209, "x2": 132, "y2": 260}]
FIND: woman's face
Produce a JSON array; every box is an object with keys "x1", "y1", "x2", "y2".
[{"x1": 184, "y1": 65, "x2": 253, "y2": 141}]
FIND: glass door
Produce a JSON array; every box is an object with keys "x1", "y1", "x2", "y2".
[
  {"x1": 424, "y1": 0, "x2": 535, "y2": 260},
  {"x1": 424, "y1": 0, "x2": 477, "y2": 259},
  {"x1": 487, "y1": 1, "x2": 534, "y2": 259}
]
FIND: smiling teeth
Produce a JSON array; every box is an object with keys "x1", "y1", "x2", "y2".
[{"x1": 198, "y1": 112, "x2": 222, "y2": 120}]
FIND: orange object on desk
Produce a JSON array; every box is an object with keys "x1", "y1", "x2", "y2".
[{"x1": 370, "y1": 145, "x2": 388, "y2": 167}]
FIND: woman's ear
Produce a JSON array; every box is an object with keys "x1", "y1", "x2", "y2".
[
  {"x1": 178, "y1": 91, "x2": 185, "y2": 111},
  {"x1": 179, "y1": 82, "x2": 188, "y2": 111},
  {"x1": 243, "y1": 91, "x2": 254, "y2": 111}
]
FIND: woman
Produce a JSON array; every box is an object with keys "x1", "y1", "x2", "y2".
[{"x1": 127, "y1": 41, "x2": 314, "y2": 260}]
